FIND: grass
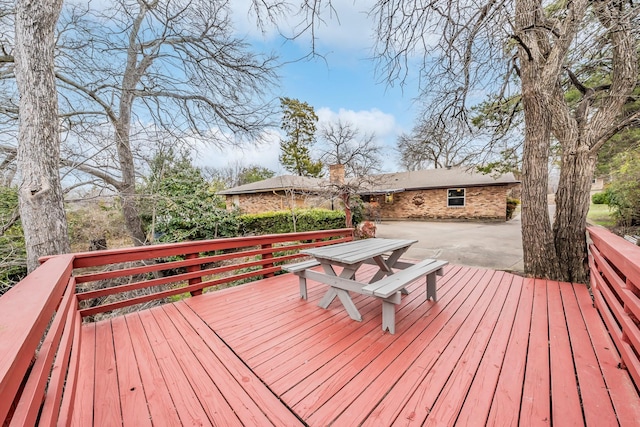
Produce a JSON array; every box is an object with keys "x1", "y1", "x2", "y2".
[{"x1": 587, "y1": 203, "x2": 616, "y2": 227}]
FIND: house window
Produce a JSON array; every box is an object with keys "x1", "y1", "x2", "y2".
[
  {"x1": 385, "y1": 193, "x2": 394, "y2": 203},
  {"x1": 447, "y1": 188, "x2": 465, "y2": 207},
  {"x1": 232, "y1": 195, "x2": 240, "y2": 207}
]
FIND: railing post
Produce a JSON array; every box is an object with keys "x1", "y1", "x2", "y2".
[
  {"x1": 262, "y1": 243, "x2": 275, "y2": 278},
  {"x1": 186, "y1": 253, "x2": 203, "y2": 296}
]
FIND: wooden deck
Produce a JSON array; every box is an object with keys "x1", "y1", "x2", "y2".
[{"x1": 71, "y1": 263, "x2": 640, "y2": 426}]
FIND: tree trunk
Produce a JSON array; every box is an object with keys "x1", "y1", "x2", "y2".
[
  {"x1": 114, "y1": 9, "x2": 148, "y2": 246},
  {"x1": 14, "y1": 0, "x2": 69, "y2": 272},
  {"x1": 115, "y1": 120, "x2": 146, "y2": 246},
  {"x1": 516, "y1": 0, "x2": 562, "y2": 280},
  {"x1": 342, "y1": 193, "x2": 353, "y2": 228},
  {"x1": 519, "y1": 92, "x2": 561, "y2": 279},
  {"x1": 553, "y1": 147, "x2": 595, "y2": 284}
]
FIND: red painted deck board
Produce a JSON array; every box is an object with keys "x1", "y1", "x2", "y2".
[
  {"x1": 135, "y1": 309, "x2": 213, "y2": 425},
  {"x1": 486, "y1": 277, "x2": 535, "y2": 425},
  {"x1": 574, "y1": 283, "x2": 640, "y2": 426},
  {"x1": 123, "y1": 312, "x2": 182, "y2": 426},
  {"x1": 146, "y1": 306, "x2": 246, "y2": 426},
  {"x1": 421, "y1": 273, "x2": 520, "y2": 427},
  {"x1": 93, "y1": 320, "x2": 122, "y2": 426},
  {"x1": 559, "y1": 282, "x2": 618, "y2": 426},
  {"x1": 360, "y1": 269, "x2": 505, "y2": 426},
  {"x1": 520, "y1": 279, "x2": 551, "y2": 426},
  {"x1": 451, "y1": 274, "x2": 525, "y2": 426},
  {"x1": 71, "y1": 322, "x2": 95, "y2": 427},
  {"x1": 72, "y1": 263, "x2": 639, "y2": 426},
  {"x1": 547, "y1": 281, "x2": 583, "y2": 426},
  {"x1": 170, "y1": 302, "x2": 303, "y2": 426},
  {"x1": 285, "y1": 266, "x2": 480, "y2": 419},
  {"x1": 110, "y1": 316, "x2": 152, "y2": 427}
]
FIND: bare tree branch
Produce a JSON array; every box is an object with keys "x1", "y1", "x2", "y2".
[{"x1": 318, "y1": 120, "x2": 383, "y2": 177}]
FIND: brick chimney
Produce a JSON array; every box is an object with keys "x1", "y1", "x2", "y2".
[{"x1": 329, "y1": 164, "x2": 345, "y2": 185}]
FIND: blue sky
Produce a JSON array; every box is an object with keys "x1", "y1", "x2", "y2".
[{"x1": 194, "y1": 1, "x2": 421, "y2": 174}]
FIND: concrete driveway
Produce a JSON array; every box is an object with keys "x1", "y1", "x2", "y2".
[{"x1": 375, "y1": 212, "x2": 524, "y2": 273}]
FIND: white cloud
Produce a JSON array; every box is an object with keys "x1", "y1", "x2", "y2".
[
  {"x1": 192, "y1": 107, "x2": 404, "y2": 175},
  {"x1": 192, "y1": 129, "x2": 286, "y2": 174},
  {"x1": 317, "y1": 107, "x2": 397, "y2": 138}
]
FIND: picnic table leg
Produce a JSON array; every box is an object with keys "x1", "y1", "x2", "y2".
[
  {"x1": 381, "y1": 292, "x2": 402, "y2": 334},
  {"x1": 299, "y1": 276, "x2": 308, "y2": 300},
  {"x1": 317, "y1": 263, "x2": 360, "y2": 308},
  {"x1": 335, "y1": 289, "x2": 362, "y2": 321},
  {"x1": 426, "y1": 272, "x2": 438, "y2": 301},
  {"x1": 318, "y1": 287, "x2": 337, "y2": 308},
  {"x1": 370, "y1": 246, "x2": 410, "y2": 282}
]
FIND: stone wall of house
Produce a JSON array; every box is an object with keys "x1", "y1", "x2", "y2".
[
  {"x1": 366, "y1": 185, "x2": 518, "y2": 221},
  {"x1": 225, "y1": 191, "x2": 332, "y2": 214}
]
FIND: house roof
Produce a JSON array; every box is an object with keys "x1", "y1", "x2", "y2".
[
  {"x1": 358, "y1": 167, "x2": 520, "y2": 194},
  {"x1": 217, "y1": 168, "x2": 520, "y2": 196},
  {"x1": 217, "y1": 175, "x2": 326, "y2": 195}
]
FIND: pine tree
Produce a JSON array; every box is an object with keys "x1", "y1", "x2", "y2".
[{"x1": 279, "y1": 97, "x2": 323, "y2": 177}]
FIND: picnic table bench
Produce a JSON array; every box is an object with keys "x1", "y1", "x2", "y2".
[{"x1": 283, "y1": 238, "x2": 448, "y2": 333}]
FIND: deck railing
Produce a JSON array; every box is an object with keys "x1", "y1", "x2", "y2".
[
  {"x1": 588, "y1": 226, "x2": 640, "y2": 389},
  {"x1": 0, "y1": 228, "x2": 353, "y2": 425}
]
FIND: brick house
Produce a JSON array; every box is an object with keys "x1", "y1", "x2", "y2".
[
  {"x1": 218, "y1": 175, "x2": 332, "y2": 213},
  {"x1": 359, "y1": 168, "x2": 520, "y2": 221},
  {"x1": 219, "y1": 167, "x2": 520, "y2": 221}
]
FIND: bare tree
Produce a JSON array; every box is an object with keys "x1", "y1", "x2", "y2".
[
  {"x1": 318, "y1": 120, "x2": 383, "y2": 177},
  {"x1": 0, "y1": 145, "x2": 16, "y2": 186},
  {"x1": 53, "y1": 0, "x2": 279, "y2": 245},
  {"x1": 251, "y1": 1, "x2": 640, "y2": 283},
  {"x1": 371, "y1": 1, "x2": 640, "y2": 283},
  {"x1": 397, "y1": 117, "x2": 478, "y2": 171},
  {"x1": 203, "y1": 162, "x2": 276, "y2": 189},
  {"x1": 14, "y1": 0, "x2": 70, "y2": 271}
]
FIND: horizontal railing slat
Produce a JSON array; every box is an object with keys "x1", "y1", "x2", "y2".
[
  {"x1": 9, "y1": 278, "x2": 75, "y2": 426},
  {"x1": 38, "y1": 291, "x2": 78, "y2": 426},
  {"x1": 57, "y1": 309, "x2": 82, "y2": 426},
  {"x1": 65, "y1": 229, "x2": 354, "y2": 269},
  {"x1": 75, "y1": 230, "x2": 353, "y2": 316},
  {"x1": 588, "y1": 226, "x2": 640, "y2": 291},
  {"x1": 593, "y1": 289, "x2": 640, "y2": 387},
  {"x1": 74, "y1": 236, "x2": 353, "y2": 284},
  {"x1": 590, "y1": 244, "x2": 640, "y2": 332},
  {"x1": 77, "y1": 252, "x2": 302, "y2": 302},
  {"x1": 588, "y1": 226, "x2": 640, "y2": 390},
  {"x1": 0, "y1": 254, "x2": 75, "y2": 423},
  {"x1": 79, "y1": 265, "x2": 282, "y2": 317}
]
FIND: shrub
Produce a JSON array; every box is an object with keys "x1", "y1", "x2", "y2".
[
  {"x1": 506, "y1": 197, "x2": 520, "y2": 220},
  {"x1": 606, "y1": 186, "x2": 640, "y2": 226},
  {"x1": 239, "y1": 209, "x2": 346, "y2": 235},
  {"x1": 355, "y1": 221, "x2": 377, "y2": 239},
  {"x1": 605, "y1": 151, "x2": 640, "y2": 226},
  {"x1": 67, "y1": 200, "x2": 128, "y2": 250},
  {"x1": 349, "y1": 196, "x2": 365, "y2": 226},
  {"x1": 591, "y1": 192, "x2": 610, "y2": 205}
]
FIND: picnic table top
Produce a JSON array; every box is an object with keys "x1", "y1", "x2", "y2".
[{"x1": 301, "y1": 238, "x2": 418, "y2": 264}]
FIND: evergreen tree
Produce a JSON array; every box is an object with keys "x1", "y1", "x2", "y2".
[
  {"x1": 141, "y1": 149, "x2": 238, "y2": 242},
  {"x1": 279, "y1": 97, "x2": 323, "y2": 177}
]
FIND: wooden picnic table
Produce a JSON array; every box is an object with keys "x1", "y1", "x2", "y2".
[
  {"x1": 302, "y1": 237, "x2": 418, "y2": 283},
  {"x1": 292, "y1": 238, "x2": 447, "y2": 333}
]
